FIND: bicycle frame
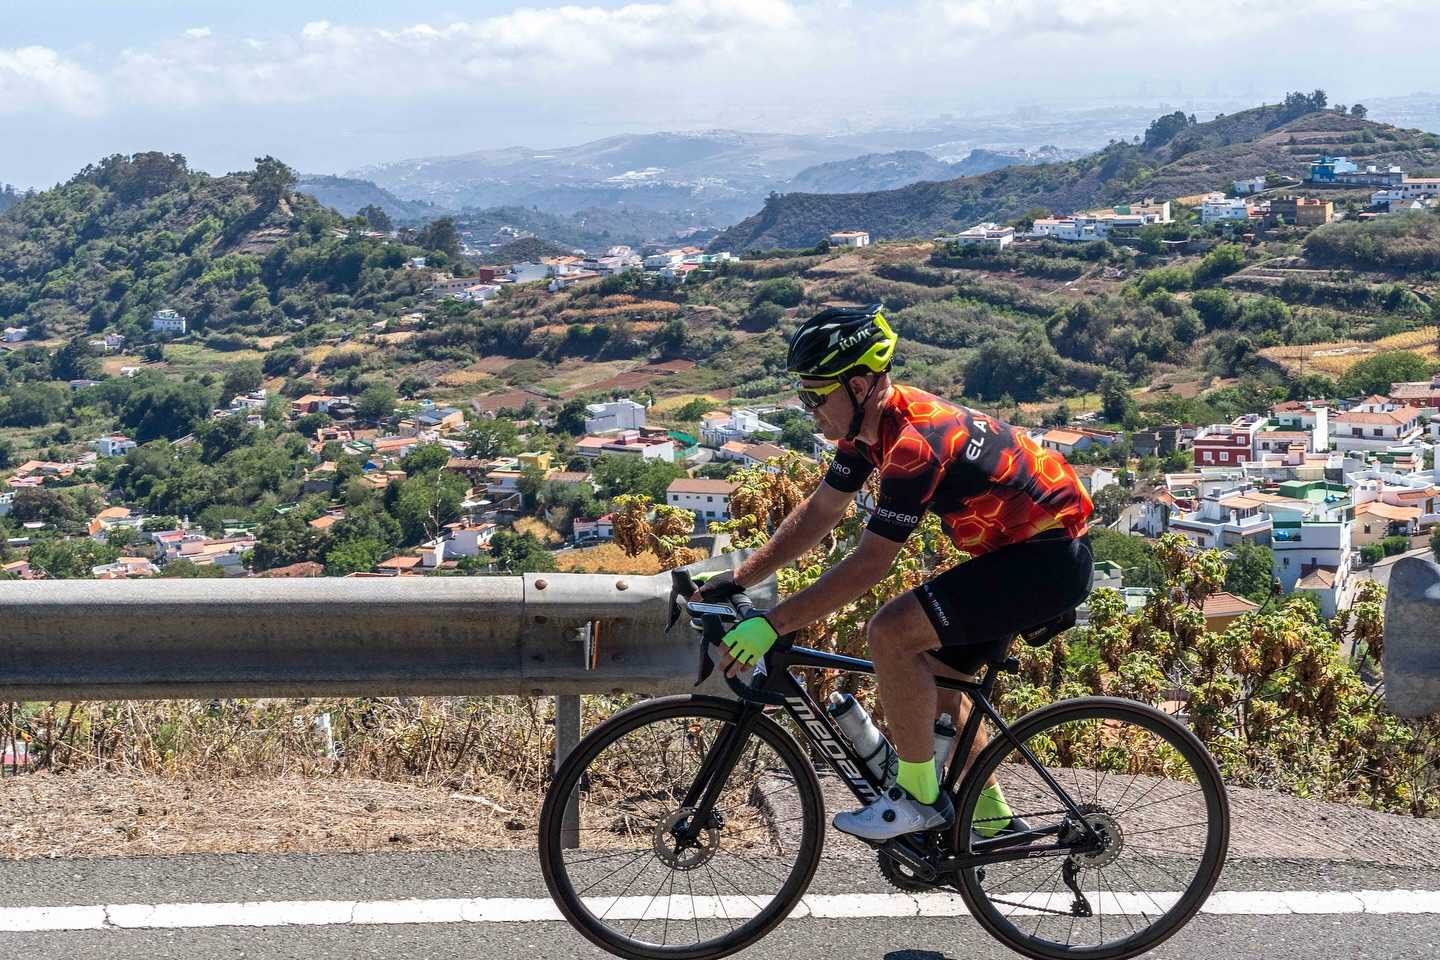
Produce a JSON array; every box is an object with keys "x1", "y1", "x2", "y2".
[{"x1": 680, "y1": 642, "x2": 1104, "y2": 874}]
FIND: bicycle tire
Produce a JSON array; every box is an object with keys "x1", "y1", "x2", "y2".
[
  {"x1": 953, "y1": 697, "x2": 1229, "y2": 960},
  {"x1": 539, "y1": 695, "x2": 825, "y2": 960}
]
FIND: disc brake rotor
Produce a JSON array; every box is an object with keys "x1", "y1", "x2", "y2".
[
  {"x1": 653, "y1": 808, "x2": 721, "y2": 871},
  {"x1": 1065, "y1": 806, "x2": 1124, "y2": 869}
]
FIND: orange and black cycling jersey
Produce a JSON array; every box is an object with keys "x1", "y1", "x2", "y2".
[{"x1": 823, "y1": 384, "x2": 1094, "y2": 555}]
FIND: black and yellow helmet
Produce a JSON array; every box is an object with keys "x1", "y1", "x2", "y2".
[{"x1": 785, "y1": 303, "x2": 897, "y2": 381}]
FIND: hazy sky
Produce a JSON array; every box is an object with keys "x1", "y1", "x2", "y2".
[{"x1": 4, "y1": 0, "x2": 1438, "y2": 188}]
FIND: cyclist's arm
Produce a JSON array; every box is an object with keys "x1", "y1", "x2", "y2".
[
  {"x1": 764, "y1": 529, "x2": 905, "y2": 636},
  {"x1": 727, "y1": 481, "x2": 854, "y2": 589}
]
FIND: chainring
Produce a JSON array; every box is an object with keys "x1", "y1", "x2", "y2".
[{"x1": 878, "y1": 848, "x2": 944, "y2": 892}]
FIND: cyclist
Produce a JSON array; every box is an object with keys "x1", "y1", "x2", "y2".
[{"x1": 696, "y1": 303, "x2": 1095, "y2": 841}]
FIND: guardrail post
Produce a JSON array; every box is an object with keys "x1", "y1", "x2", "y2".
[
  {"x1": 1383, "y1": 556, "x2": 1440, "y2": 718},
  {"x1": 555, "y1": 694, "x2": 582, "y2": 849}
]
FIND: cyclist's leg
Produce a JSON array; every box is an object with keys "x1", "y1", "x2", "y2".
[
  {"x1": 866, "y1": 592, "x2": 942, "y2": 774},
  {"x1": 930, "y1": 658, "x2": 990, "y2": 785}
]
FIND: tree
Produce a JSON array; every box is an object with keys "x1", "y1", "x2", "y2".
[
  {"x1": 51, "y1": 337, "x2": 101, "y2": 382},
  {"x1": 253, "y1": 512, "x2": 324, "y2": 571},
  {"x1": 416, "y1": 218, "x2": 461, "y2": 259},
  {"x1": 0, "y1": 436, "x2": 12, "y2": 470},
  {"x1": 121, "y1": 379, "x2": 216, "y2": 442},
  {"x1": 1338, "y1": 351, "x2": 1431, "y2": 397},
  {"x1": 489, "y1": 530, "x2": 557, "y2": 573},
  {"x1": 554, "y1": 399, "x2": 591, "y2": 437},
  {"x1": 1431, "y1": 527, "x2": 1440, "y2": 563},
  {"x1": 1091, "y1": 483, "x2": 1131, "y2": 527},
  {"x1": 1350, "y1": 103, "x2": 1368, "y2": 119},
  {"x1": 357, "y1": 204, "x2": 393, "y2": 232},
  {"x1": 159, "y1": 559, "x2": 226, "y2": 578},
  {"x1": 324, "y1": 537, "x2": 386, "y2": 576},
  {"x1": 10, "y1": 488, "x2": 84, "y2": 526},
  {"x1": 1, "y1": 382, "x2": 69, "y2": 428},
  {"x1": 26, "y1": 539, "x2": 119, "y2": 579},
  {"x1": 400, "y1": 443, "x2": 452, "y2": 475},
  {"x1": 355, "y1": 383, "x2": 398, "y2": 422},
  {"x1": 591, "y1": 454, "x2": 688, "y2": 502},
  {"x1": 1223, "y1": 541, "x2": 1276, "y2": 603},
  {"x1": 250, "y1": 156, "x2": 297, "y2": 208},
  {"x1": 391, "y1": 471, "x2": 467, "y2": 543},
  {"x1": 221, "y1": 360, "x2": 263, "y2": 404},
  {"x1": 465, "y1": 419, "x2": 520, "y2": 459},
  {"x1": 1099, "y1": 372, "x2": 1132, "y2": 424}
]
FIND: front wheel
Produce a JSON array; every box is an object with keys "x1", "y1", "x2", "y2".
[
  {"x1": 539, "y1": 695, "x2": 825, "y2": 960},
  {"x1": 954, "y1": 697, "x2": 1229, "y2": 960}
]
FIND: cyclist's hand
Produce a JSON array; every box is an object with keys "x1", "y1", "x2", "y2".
[
  {"x1": 720, "y1": 615, "x2": 778, "y2": 679},
  {"x1": 689, "y1": 570, "x2": 744, "y2": 604}
]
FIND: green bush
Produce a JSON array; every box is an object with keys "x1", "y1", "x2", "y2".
[
  {"x1": 1360, "y1": 543, "x2": 1384, "y2": 564},
  {"x1": 1381, "y1": 535, "x2": 1411, "y2": 557}
]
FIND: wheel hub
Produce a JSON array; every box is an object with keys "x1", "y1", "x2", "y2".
[
  {"x1": 1064, "y1": 807, "x2": 1123, "y2": 868},
  {"x1": 654, "y1": 808, "x2": 720, "y2": 871}
]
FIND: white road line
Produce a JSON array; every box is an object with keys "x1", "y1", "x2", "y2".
[{"x1": 2, "y1": 890, "x2": 1439, "y2": 933}]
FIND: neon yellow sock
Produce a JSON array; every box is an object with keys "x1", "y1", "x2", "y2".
[
  {"x1": 974, "y1": 783, "x2": 1014, "y2": 837},
  {"x1": 896, "y1": 757, "x2": 939, "y2": 804}
]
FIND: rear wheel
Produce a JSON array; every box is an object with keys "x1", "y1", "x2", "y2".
[
  {"x1": 539, "y1": 695, "x2": 825, "y2": 960},
  {"x1": 954, "y1": 697, "x2": 1229, "y2": 960}
]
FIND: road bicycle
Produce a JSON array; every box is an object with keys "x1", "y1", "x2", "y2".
[{"x1": 539, "y1": 569, "x2": 1230, "y2": 960}]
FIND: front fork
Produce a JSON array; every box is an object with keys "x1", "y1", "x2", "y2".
[{"x1": 673, "y1": 703, "x2": 766, "y2": 845}]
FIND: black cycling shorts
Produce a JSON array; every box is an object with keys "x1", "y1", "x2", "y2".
[{"x1": 913, "y1": 529, "x2": 1094, "y2": 674}]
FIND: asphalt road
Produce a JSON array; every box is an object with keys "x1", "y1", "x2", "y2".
[{"x1": 4, "y1": 850, "x2": 1439, "y2": 960}]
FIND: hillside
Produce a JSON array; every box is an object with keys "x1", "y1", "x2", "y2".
[
  {"x1": 295, "y1": 175, "x2": 441, "y2": 222},
  {"x1": 711, "y1": 104, "x2": 1440, "y2": 251},
  {"x1": 0, "y1": 153, "x2": 445, "y2": 347}
]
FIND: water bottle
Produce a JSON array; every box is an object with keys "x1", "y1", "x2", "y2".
[
  {"x1": 933, "y1": 713, "x2": 957, "y2": 783},
  {"x1": 827, "y1": 692, "x2": 897, "y2": 786}
]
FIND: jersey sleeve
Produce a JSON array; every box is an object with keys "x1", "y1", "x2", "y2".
[
  {"x1": 866, "y1": 424, "x2": 943, "y2": 542},
  {"x1": 822, "y1": 440, "x2": 873, "y2": 493}
]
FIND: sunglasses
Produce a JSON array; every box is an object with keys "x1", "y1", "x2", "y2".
[{"x1": 795, "y1": 379, "x2": 842, "y2": 409}]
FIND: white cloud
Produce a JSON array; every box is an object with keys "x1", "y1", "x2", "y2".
[
  {"x1": 0, "y1": 45, "x2": 105, "y2": 115},
  {"x1": 5, "y1": 1, "x2": 1437, "y2": 123}
]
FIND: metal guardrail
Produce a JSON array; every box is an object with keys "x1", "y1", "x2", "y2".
[
  {"x1": 4, "y1": 550, "x2": 1435, "y2": 709},
  {"x1": 0, "y1": 550, "x2": 768, "y2": 702},
  {"x1": 1383, "y1": 556, "x2": 1440, "y2": 719}
]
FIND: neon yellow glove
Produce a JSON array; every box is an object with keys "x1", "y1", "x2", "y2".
[{"x1": 722, "y1": 615, "x2": 778, "y2": 666}]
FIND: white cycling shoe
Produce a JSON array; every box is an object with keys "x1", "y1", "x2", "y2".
[{"x1": 833, "y1": 785, "x2": 954, "y2": 841}]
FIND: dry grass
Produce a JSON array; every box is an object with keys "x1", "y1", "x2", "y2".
[
  {"x1": 0, "y1": 695, "x2": 642, "y2": 859},
  {"x1": 553, "y1": 542, "x2": 664, "y2": 574},
  {"x1": 513, "y1": 516, "x2": 563, "y2": 545},
  {"x1": 1259, "y1": 326, "x2": 1438, "y2": 376},
  {"x1": 436, "y1": 365, "x2": 500, "y2": 387}
]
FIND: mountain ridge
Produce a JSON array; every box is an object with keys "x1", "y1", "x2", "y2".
[{"x1": 709, "y1": 105, "x2": 1440, "y2": 251}]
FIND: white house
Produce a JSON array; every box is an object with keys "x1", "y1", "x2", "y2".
[
  {"x1": 2, "y1": 326, "x2": 29, "y2": 343},
  {"x1": 434, "y1": 521, "x2": 498, "y2": 558},
  {"x1": 942, "y1": 223, "x2": 1015, "y2": 249},
  {"x1": 1168, "y1": 485, "x2": 1274, "y2": 549},
  {"x1": 1268, "y1": 401, "x2": 1329, "y2": 451},
  {"x1": 1200, "y1": 193, "x2": 1252, "y2": 224},
  {"x1": 700, "y1": 408, "x2": 781, "y2": 447},
  {"x1": 572, "y1": 514, "x2": 614, "y2": 542},
  {"x1": 92, "y1": 435, "x2": 137, "y2": 458},
  {"x1": 585, "y1": 399, "x2": 646, "y2": 433},
  {"x1": 667, "y1": 478, "x2": 739, "y2": 528},
  {"x1": 151, "y1": 308, "x2": 187, "y2": 334},
  {"x1": 1233, "y1": 176, "x2": 1268, "y2": 195},
  {"x1": 829, "y1": 231, "x2": 870, "y2": 247},
  {"x1": 1330, "y1": 408, "x2": 1424, "y2": 452}
]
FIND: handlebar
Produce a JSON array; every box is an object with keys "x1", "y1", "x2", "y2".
[{"x1": 671, "y1": 569, "x2": 789, "y2": 706}]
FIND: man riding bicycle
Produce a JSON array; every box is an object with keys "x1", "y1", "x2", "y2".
[{"x1": 695, "y1": 303, "x2": 1095, "y2": 843}]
